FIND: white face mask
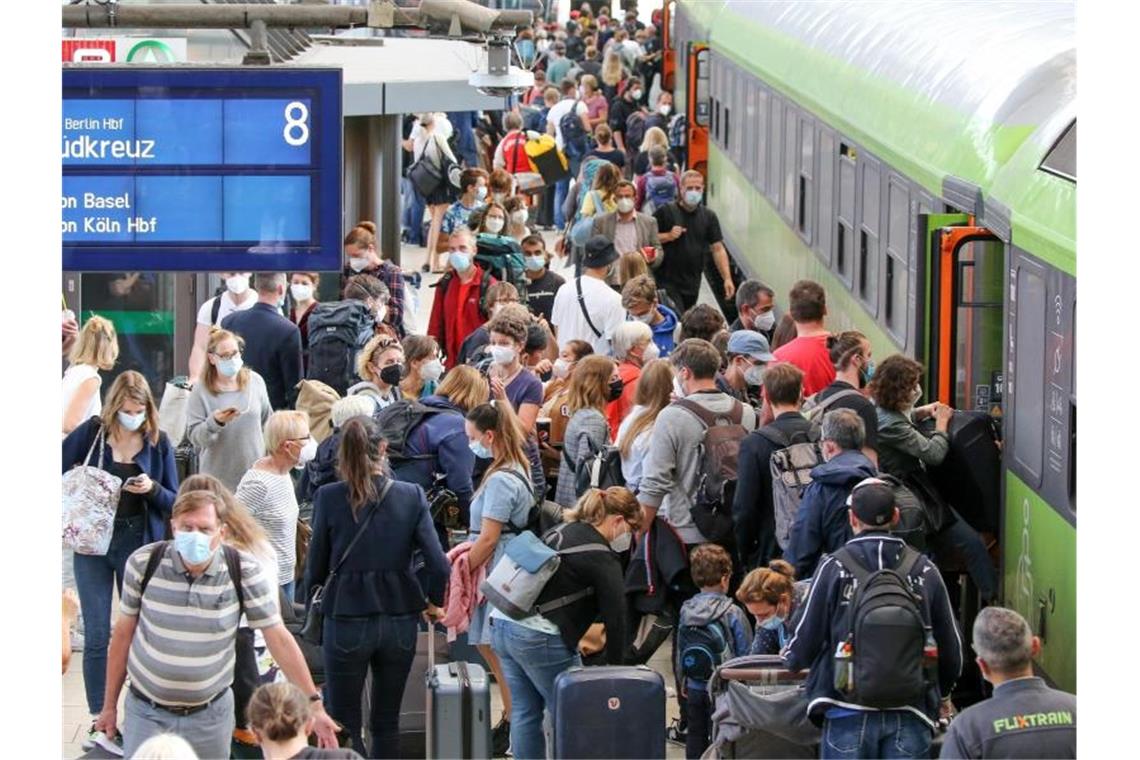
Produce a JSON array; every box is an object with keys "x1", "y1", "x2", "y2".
[
  {"x1": 485, "y1": 216, "x2": 505, "y2": 234},
  {"x1": 490, "y1": 345, "x2": 517, "y2": 366},
  {"x1": 511, "y1": 209, "x2": 529, "y2": 226},
  {"x1": 375, "y1": 304, "x2": 388, "y2": 324},
  {"x1": 642, "y1": 341, "x2": 660, "y2": 362},
  {"x1": 616, "y1": 197, "x2": 635, "y2": 214},
  {"x1": 630, "y1": 88, "x2": 643, "y2": 100},
  {"x1": 296, "y1": 438, "x2": 318, "y2": 468},
  {"x1": 225, "y1": 275, "x2": 249, "y2": 295},
  {"x1": 290, "y1": 283, "x2": 313, "y2": 302},
  {"x1": 658, "y1": 104, "x2": 672, "y2": 116},
  {"x1": 552, "y1": 358, "x2": 571, "y2": 379},
  {"x1": 421, "y1": 358, "x2": 444, "y2": 382},
  {"x1": 673, "y1": 375, "x2": 687, "y2": 398},
  {"x1": 753, "y1": 310, "x2": 776, "y2": 332},
  {"x1": 348, "y1": 256, "x2": 369, "y2": 273}
]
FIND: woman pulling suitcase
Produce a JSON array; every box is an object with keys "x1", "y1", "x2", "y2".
[{"x1": 488, "y1": 487, "x2": 642, "y2": 760}]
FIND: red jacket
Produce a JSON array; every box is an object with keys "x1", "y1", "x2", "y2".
[{"x1": 428, "y1": 264, "x2": 496, "y2": 367}]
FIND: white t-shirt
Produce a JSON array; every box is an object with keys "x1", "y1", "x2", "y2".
[
  {"x1": 551, "y1": 275, "x2": 626, "y2": 354},
  {"x1": 62, "y1": 363, "x2": 101, "y2": 423},
  {"x1": 196, "y1": 292, "x2": 256, "y2": 327},
  {"x1": 547, "y1": 98, "x2": 589, "y2": 150}
]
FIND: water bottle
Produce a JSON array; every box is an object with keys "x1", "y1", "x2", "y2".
[{"x1": 833, "y1": 637, "x2": 854, "y2": 693}]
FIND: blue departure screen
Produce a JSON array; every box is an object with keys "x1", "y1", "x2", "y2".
[{"x1": 62, "y1": 68, "x2": 342, "y2": 272}]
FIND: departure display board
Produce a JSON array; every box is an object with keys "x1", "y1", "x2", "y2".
[{"x1": 62, "y1": 68, "x2": 342, "y2": 271}]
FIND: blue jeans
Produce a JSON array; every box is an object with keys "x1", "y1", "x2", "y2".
[
  {"x1": 821, "y1": 711, "x2": 932, "y2": 759},
  {"x1": 323, "y1": 613, "x2": 419, "y2": 759},
  {"x1": 281, "y1": 580, "x2": 296, "y2": 606},
  {"x1": 490, "y1": 618, "x2": 581, "y2": 760},
  {"x1": 929, "y1": 508, "x2": 998, "y2": 602},
  {"x1": 74, "y1": 515, "x2": 145, "y2": 714},
  {"x1": 553, "y1": 176, "x2": 571, "y2": 230},
  {"x1": 402, "y1": 176, "x2": 426, "y2": 245}
]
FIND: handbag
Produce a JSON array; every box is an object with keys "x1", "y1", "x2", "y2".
[
  {"x1": 157, "y1": 377, "x2": 193, "y2": 444},
  {"x1": 300, "y1": 478, "x2": 394, "y2": 645},
  {"x1": 62, "y1": 423, "x2": 121, "y2": 556}
]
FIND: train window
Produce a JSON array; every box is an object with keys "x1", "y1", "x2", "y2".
[
  {"x1": 859, "y1": 161, "x2": 880, "y2": 310},
  {"x1": 817, "y1": 130, "x2": 834, "y2": 265},
  {"x1": 744, "y1": 81, "x2": 757, "y2": 184},
  {"x1": 885, "y1": 178, "x2": 909, "y2": 340},
  {"x1": 1040, "y1": 120, "x2": 1076, "y2": 182},
  {"x1": 837, "y1": 150, "x2": 855, "y2": 284},
  {"x1": 694, "y1": 49, "x2": 709, "y2": 128},
  {"x1": 799, "y1": 118, "x2": 814, "y2": 242},
  {"x1": 782, "y1": 108, "x2": 797, "y2": 222},
  {"x1": 732, "y1": 70, "x2": 744, "y2": 160},
  {"x1": 755, "y1": 88, "x2": 769, "y2": 193},
  {"x1": 724, "y1": 106, "x2": 731, "y2": 151},
  {"x1": 767, "y1": 97, "x2": 783, "y2": 205},
  {"x1": 1013, "y1": 265, "x2": 1046, "y2": 483}
]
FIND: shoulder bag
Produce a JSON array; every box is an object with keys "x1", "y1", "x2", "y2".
[
  {"x1": 62, "y1": 422, "x2": 122, "y2": 556},
  {"x1": 300, "y1": 478, "x2": 394, "y2": 645}
]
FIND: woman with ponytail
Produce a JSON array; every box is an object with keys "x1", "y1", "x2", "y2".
[
  {"x1": 488, "y1": 487, "x2": 641, "y2": 760},
  {"x1": 303, "y1": 417, "x2": 449, "y2": 758},
  {"x1": 736, "y1": 559, "x2": 799, "y2": 656},
  {"x1": 463, "y1": 401, "x2": 536, "y2": 750}
]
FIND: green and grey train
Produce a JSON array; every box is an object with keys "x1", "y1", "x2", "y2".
[{"x1": 665, "y1": 0, "x2": 1075, "y2": 691}]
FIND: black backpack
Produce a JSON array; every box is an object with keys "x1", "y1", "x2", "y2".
[
  {"x1": 833, "y1": 545, "x2": 931, "y2": 709},
  {"x1": 562, "y1": 438, "x2": 626, "y2": 499},
  {"x1": 876, "y1": 474, "x2": 929, "y2": 552},
  {"x1": 559, "y1": 99, "x2": 588, "y2": 156},
  {"x1": 373, "y1": 399, "x2": 459, "y2": 466},
  {"x1": 305, "y1": 301, "x2": 376, "y2": 396}
]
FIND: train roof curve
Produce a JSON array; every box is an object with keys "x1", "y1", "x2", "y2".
[{"x1": 682, "y1": 0, "x2": 1075, "y2": 267}]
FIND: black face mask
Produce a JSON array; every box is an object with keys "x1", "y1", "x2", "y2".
[
  {"x1": 608, "y1": 377, "x2": 625, "y2": 401},
  {"x1": 380, "y1": 363, "x2": 404, "y2": 387}
]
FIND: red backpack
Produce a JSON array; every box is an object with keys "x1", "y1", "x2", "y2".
[{"x1": 502, "y1": 131, "x2": 531, "y2": 174}]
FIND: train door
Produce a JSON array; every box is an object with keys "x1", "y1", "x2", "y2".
[
  {"x1": 662, "y1": 0, "x2": 676, "y2": 92},
  {"x1": 686, "y1": 43, "x2": 710, "y2": 177}
]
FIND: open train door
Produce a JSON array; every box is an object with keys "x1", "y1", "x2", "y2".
[
  {"x1": 662, "y1": 0, "x2": 677, "y2": 92},
  {"x1": 686, "y1": 43, "x2": 710, "y2": 177}
]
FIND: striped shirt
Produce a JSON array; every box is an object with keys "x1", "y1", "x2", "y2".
[
  {"x1": 235, "y1": 468, "x2": 299, "y2": 588},
  {"x1": 119, "y1": 541, "x2": 281, "y2": 707}
]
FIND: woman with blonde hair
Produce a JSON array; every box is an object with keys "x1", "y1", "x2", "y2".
[
  {"x1": 616, "y1": 249, "x2": 650, "y2": 287},
  {"x1": 235, "y1": 411, "x2": 316, "y2": 601},
  {"x1": 736, "y1": 559, "x2": 798, "y2": 655},
  {"x1": 413, "y1": 112, "x2": 460, "y2": 273},
  {"x1": 555, "y1": 354, "x2": 616, "y2": 507},
  {"x1": 62, "y1": 315, "x2": 119, "y2": 434},
  {"x1": 633, "y1": 126, "x2": 675, "y2": 176},
  {"x1": 247, "y1": 682, "x2": 361, "y2": 760},
  {"x1": 463, "y1": 401, "x2": 537, "y2": 749},
  {"x1": 615, "y1": 358, "x2": 675, "y2": 493},
  {"x1": 62, "y1": 370, "x2": 177, "y2": 747},
  {"x1": 348, "y1": 333, "x2": 405, "y2": 410},
  {"x1": 599, "y1": 50, "x2": 627, "y2": 100},
  {"x1": 185, "y1": 327, "x2": 271, "y2": 491},
  {"x1": 489, "y1": 487, "x2": 640, "y2": 760}
]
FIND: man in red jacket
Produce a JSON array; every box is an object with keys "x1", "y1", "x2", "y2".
[{"x1": 428, "y1": 227, "x2": 497, "y2": 367}]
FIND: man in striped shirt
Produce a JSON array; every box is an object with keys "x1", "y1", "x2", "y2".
[{"x1": 93, "y1": 490, "x2": 338, "y2": 759}]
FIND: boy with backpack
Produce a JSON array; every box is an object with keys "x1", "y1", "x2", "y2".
[
  {"x1": 783, "y1": 479, "x2": 963, "y2": 760},
  {"x1": 677, "y1": 544, "x2": 752, "y2": 759}
]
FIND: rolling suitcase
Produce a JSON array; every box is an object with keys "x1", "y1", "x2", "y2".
[
  {"x1": 426, "y1": 628, "x2": 492, "y2": 759},
  {"x1": 552, "y1": 665, "x2": 666, "y2": 759},
  {"x1": 386, "y1": 627, "x2": 450, "y2": 758},
  {"x1": 924, "y1": 410, "x2": 1002, "y2": 535}
]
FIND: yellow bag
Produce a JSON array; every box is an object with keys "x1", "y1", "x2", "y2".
[
  {"x1": 294, "y1": 379, "x2": 340, "y2": 443},
  {"x1": 525, "y1": 134, "x2": 570, "y2": 184}
]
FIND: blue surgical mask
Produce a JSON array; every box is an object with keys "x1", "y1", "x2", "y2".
[
  {"x1": 525, "y1": 255, "x2": 547, "y2": 272},
  {"x1": 216, "y1": 355, "x2": 243, "y2": 377},
  {"x1": 475, "y1": 186, "x2": 488, "y2": 201},
  {"x1": 760, "y1": 614, "x2": 785, "y2": 631},
  {"x1": 859, "y1": 358, "x2": 876, "y2": 388},
  {"x1": 117, "y1": 410, "x2": 146, "y2": 432},
  {"x1": 468, "y1": 438, "x2": 492, "y2": 459},
  {"x1": 450, "y1": 252, "x2": 472, "y2": 272},
  {"x1": 683, "y1": 190, "x2": 703, "y2": 207},
  {"x1": 174, "y1": 530, "x2": 217, "y2": 566}
]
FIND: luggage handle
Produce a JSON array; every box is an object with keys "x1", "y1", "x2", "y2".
[{"x1": 717, "y1": 667, "x2": 808, "y2": 683}]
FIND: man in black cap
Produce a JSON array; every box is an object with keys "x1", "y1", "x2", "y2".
[
  {"x1": 784, "y1": 477, "x2": 964, "y2": 760},
  {"x1": 550, "y1": 235, "x2": 627, "y2": 353}
]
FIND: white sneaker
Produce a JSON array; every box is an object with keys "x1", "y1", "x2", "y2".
[{"x1": 82, "y1": 725, "x2": 124, "y2": 757}]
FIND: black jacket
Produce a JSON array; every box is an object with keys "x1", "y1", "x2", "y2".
[
  {"x1": 733, "y1": 411, "x2": 813, "y2": 570},
  {"x1": 304, "y1": 478, "x2": 449, "y2": 615},
  {"x1": 785, "y1": 450, "x2": 877, "y2": 580},
  {"x1": 625, "y1": 516, "x2": 693, "y2": 614},
  {"x1": 538, "y1": 521, "x2": 628, "y2": 665},
  {"x1": 221, "y1": 302, "x2": 303, "y2": 410},
  {"x1": 783, "y1": 532, "x2": 963, "y2": 728}
]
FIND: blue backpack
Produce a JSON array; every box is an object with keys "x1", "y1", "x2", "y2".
[
  {"x1": 678, "y1": 617, "x2": 733, "y2": 682},
  {"x1": 641, "y1": 172, "x2": 677, "y2": 213}
]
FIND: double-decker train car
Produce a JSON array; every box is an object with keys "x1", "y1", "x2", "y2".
[{"x1": 663, "y1": 0, "x2": 1076, "y2": 691}]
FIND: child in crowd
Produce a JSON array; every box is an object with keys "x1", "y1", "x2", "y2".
[{"x1": 676, "y1": 544, "x2": 752, "y2": 759}]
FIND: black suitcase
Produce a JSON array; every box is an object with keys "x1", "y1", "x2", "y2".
[
  {"x1": 925, "y1": 410, "x2": 1002, "y2": 535},
  {"x1": 552, "y1": 665, "x2": 666, "y2": 759}
]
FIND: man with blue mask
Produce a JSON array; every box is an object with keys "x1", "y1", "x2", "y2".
[
  {"x1": 654, "y1": 170, "x2": 738, "y2": 323},
  {"x1": 221, "y1": 272, "x2": 303, "y2": 411},
  {"x1": 520, "y1": 234, "x2": 565, "y2": 324},
  {"x1": 812, "y1": 330, "x2": 880, "y2": 468},
  {"x1": 427, "y1": 228, "x2": 496, "y2": 368},
  {"x1": 94, "y1": 490, "x2": 339, "y2": 760}
]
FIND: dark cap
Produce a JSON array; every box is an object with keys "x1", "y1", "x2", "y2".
[
  {"x1": 846, "y1": 478, "x2": 896, "y2": 527},
  {"x1": 583, "y1": 235, "x2": 619, "y2": 269}
]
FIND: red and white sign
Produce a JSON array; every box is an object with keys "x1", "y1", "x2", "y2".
[
  {"x1": 62, "y1": 39, "x2": 116, "y2": 63},
  {"x1": 62, "y1": 38, "x2": 188, "y2": 64}
]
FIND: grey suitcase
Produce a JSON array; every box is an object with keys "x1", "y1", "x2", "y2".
[
  {"x1": 362, "y1": 627, "x2": 450, "y2": 758},
  {"x1": 426, "y1": 629, "x2": 492, "y2": 759}
]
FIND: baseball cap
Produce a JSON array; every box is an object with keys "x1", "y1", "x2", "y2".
[
  {"x1": 727, "y1": 330, "x2": 776, "y2": 362},
  {"x1": 583, "y1": 235, "x2": 619, "y2": 269},
  {"x1": 846, "y1": 478, "x2": 897, "y2": 527}
]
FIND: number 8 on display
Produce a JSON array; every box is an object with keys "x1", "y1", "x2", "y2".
[{"x1": 283, "y1": 101, "x2": 310, "y2": 146}]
